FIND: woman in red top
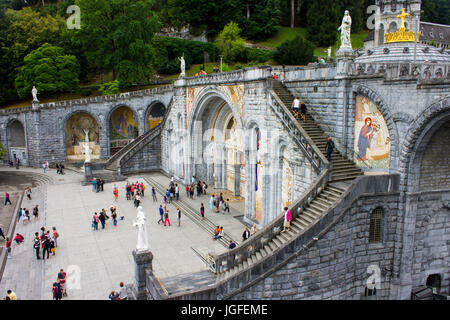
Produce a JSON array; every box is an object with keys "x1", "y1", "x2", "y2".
[{"x1": 5, "y1": 237, "x2": 12, "y2": 257}]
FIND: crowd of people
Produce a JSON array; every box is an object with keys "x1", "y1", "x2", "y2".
[
  {"x1": 92, "y1": 206, "x2": 121, "y2": 230},
  {"x1": 208, "y1": 193, "x2": 230, "y2": 214},
  {"x1": 33, "y1": 226, "x2": 60, "y2": 260},
  {"x1": 91, "y1": 177, "x2": 105, "y2": 193},
  {"x1": 16, "y1": 205, "x2": 39, "y2": 225},
  {"x1": 125, "y1": 181, "x2": 145, "y2": 207},
  {"x1": 51, "y1": 269, "x2": 67, "y2": 300}
]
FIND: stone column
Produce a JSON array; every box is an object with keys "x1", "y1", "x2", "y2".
[
  {"x1": 84, "y1": 162, "x2": 92, "y2": 182},
  {"x1": 132, "y1": 249, "x2": 153, "y2": 300},
  {"x1": 233, "y1": 164, "x2": 241, "y2": 196},
  {"x1": 206, "y1": 163, "x2": 214, "y2": 186}
]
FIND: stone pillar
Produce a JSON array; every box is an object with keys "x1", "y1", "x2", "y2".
[
  {"x1": 206, "y1": 163, "x2": 214, "y2": 186},
  {"x1": 84, "y1": 162, "x2": 92, "y2": 182},
  {"x1": 233, "y1": 164, "x2": 241, "y2": 196},
  {"x1": 132, "y1": 249, "x2": 153, "y2": 300}
]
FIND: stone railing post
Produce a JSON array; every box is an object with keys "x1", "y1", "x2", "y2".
[{"x1": 132, "y1": 249, "x2": 153, "y2": 300}]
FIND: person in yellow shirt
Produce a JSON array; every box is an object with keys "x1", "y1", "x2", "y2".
[{"x1": 7, "y1": 290, "x2": 17, "y2": 300}]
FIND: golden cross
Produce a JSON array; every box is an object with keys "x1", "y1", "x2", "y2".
[{"x1": 397, "y1": 8, "x2": 410, "y2": 30}]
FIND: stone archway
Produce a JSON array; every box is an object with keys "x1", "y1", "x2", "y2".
[
  {"x1": 6, "y1": 119, "x2": 27, "y2": 165},
  {"x1": 145, "y1": 101, "x2": 166, "y2": 131},
  {"x1": 108, "y1": 105, "x2": 139, "y2": 156},
  {"x1": 394, "y1": 96, "x2": 450, "y2": 299},
  {"x1": 64, "y1": 112, "x2": 100, "y2": 161}
]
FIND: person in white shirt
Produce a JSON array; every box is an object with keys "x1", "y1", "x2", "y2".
[{"x1": 292, "y1": 97, "x2": 300, "y2": 119}]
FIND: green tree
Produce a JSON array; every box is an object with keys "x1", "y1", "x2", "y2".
[
  {"x1": 243, "y1": 0, "x2": 281, "y2": 40},
  {"x1": 306, "y1": 0, "x2": 340, "y2": 47},
  {"x1": 217, "y1": 21, "x2": 246, "y2": 62},
  {"x1": 5, "y1": 7, "x2": 64, "y2": 67},
  {"x1": 274, "y1": 35, "x2": 314, "y2": 65},
  {"x1": 99, "y1": 80, "x2": 120, "y2": 96},
  {"x1": 74, "y1": 0, "x2": 159, "y2": 87},
  {"x1": 15, "y1": 43, "x2": 80, "y2": 99},
  {"x1": 422, "y1": 0, "x2": 450, "y2": 25}
]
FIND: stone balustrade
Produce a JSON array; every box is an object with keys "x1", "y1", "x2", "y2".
[
  {"x1": 351, "y1": 62, "x2": 450, "y2": 81},
  {"x1": 268, "y1": 89, "x2": 330, "y2": 173},
  {"x1": 212, "y1": 168, "x2": 330, "y2": 273},
  {"x1": 174, "y1": 65, "x2": 273, "y2": 87}
]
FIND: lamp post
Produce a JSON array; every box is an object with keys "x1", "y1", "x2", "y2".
[{"x1": 219, "y1": 55, "x2": 223, "y2": 72}]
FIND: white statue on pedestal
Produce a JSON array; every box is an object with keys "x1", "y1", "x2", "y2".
[
  {"x1": 178, "y1": 56, "x2": 185, "y2": 78},
  {"x1": 82, "y1": 129, "x2": 91, "y2": 163},
  {"x1": 32, "y1": 86, "x2": 39, "y2": 102},
  {"x1": 338, "y1": 10, "x2": 352, "y2": 50},
  {"x1": 133, "y1": 206, "x2": 149, "y2": 251}
]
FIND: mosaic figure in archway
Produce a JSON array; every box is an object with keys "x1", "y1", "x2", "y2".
[
  {"x1": 354, "y1": 96, "x2": 391, "y2": 168},
  {"x1": 148, "y1": 103, "x2": 165, "y2": 130},
  {"x1": 110, "y1": 106, "x2": 138, "y2": 155},
  {"x1": 64, "y1": 113, "x2": 100, "y2": 161}
]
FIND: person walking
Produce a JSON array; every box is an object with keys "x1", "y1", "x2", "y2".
[
  {"x1": 42, "y1": 162, "x2": 47, "y2": 173},
  {"x1": 111, "y1": 207, "x2": 118, "y2": 226},
  {"x1": 202, "y1": 182, "x2": 208, "y2": 195},
  {"x1": 92, "y1": 213, "x2": 99, "y2": 231},
  {"x1": 91, "y1": 178, "x2": 97, "y2": 192},
  {"x1": 292, "y1": 96, "x2": 300, "y2": 118},
  {"x1": 242, "y1": 227, "x2": 250, "y2": 242},
  {"x1": 113, "y1": 185, "x2": 119, "y2": 201},
  {"x1": 210, "y1": 195, "x2": 214, "y2": 211},
  {"x1": 185, "y1": 185, "x2": 190, "y2": 197},
  {"x1": 224, "y1": 199, "x2": 230, "y2": 213},
  {"x1": 325, "y1": 137, "x2": 335, "y2": 163},
  {"x1": 16, "y1": 208, "x2": 22, "y2": 223},
  {"x1": 4, "y1": 192, "x2": 12, "y2": 206},
  {"x1": 99, "y1": 211, "x2": 106, "y2": 229},
  {"x1": 52, "y1": 280, "x2": 62, "y2": 300},
  {"x1": 33, "y1": 204, "x2": 39, "y2": 219},
  {"x1": 175, "y1": 184, "x2": 179, "y2": 200},
  {"x1": 5, "y1": 237, "x2": 12, "y2": 258},
  {"x1": 33, "y1": 233, "x2": 41, "y2": 260},
  {"x1": 157, "y1": 205, "x2": 164, "y2": 224},
  {"x1": 200, "y1": 203, "x2": 205, "y2": 220},
  {"x1": 163, "y1": 209, "x2": 171, "y2": 227},
  {"x1": 52, "y1": 227, "x2": 59, "y2": 248},
  {"x1": 25, "y1": 187, "x2": 32, "y2": 200},
  {"x1": 165, "y1": 189, "x2": 171, "y2": 204},
  {"x1": 135, "y1": 193, "x2": 141, "y2": 208},
  {"x1": 58, "y1": 269, "x2": 67, "y2": 297},
  {"x1": 250, "y1": 224, "x2": 258, "y2": 236},
  {"x1": 0, "y1": 224, "x2": 6, "y2": 240},
  {"x1": 177, "y1": 208, "x2": 181, "y2": 227},
  {"x1": 42, "y1": 236, "x2": 51, "y2": 260},
  {"x1": 282, "y1": 206, "x2": 292, "y2": 233},
  {"x1": 152, "y1": 186, "x2": 157, "y2": 202},
  {"x1": 300, "y1": 101, "x2": 307, "y2": 121}
]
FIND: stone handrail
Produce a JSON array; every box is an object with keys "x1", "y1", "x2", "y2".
[
  {"x1": 175, "y1": 65, "x2": 272, "y2": 87},
  {"x1": 268, "y1": 88, "x2": 330, "y2": 173},
  {"x1": 119, "y1": 126, "x2": 162, "y2": 168},
  {"x1": 351, "y1": 62, "x2": 450, "y2": 81},
  {"x1": 212, "y1": 168, "x2": 330, "y2": 274}
]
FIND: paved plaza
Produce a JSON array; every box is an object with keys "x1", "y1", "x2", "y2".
[{"x1": 0, "y1": 167, "x2": 247, "y2": 300}]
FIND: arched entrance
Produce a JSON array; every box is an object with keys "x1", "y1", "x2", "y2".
[
  {"x1": 147, "y1": 102, "x2": 166, "y2": 131},
  {"x1": 109, "y1": 106, "x2": 139, "y2": 156},
  {"x1": 64, "y1": 112, "x2": 100, "y2": 161},
  {"x1": 7, "y1": 120, "x2": 27, "y2": 165},
  {"x1": 189, "y1": 92, "x2": 247, "y2": 206}
]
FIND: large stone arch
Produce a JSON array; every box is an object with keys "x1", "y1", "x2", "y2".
[
  {"x1": 63, "y1": 110, "x2": 101, "y2": 161},
  {"x1": 5, "y1": 117, "x2": 27, "y2": 165},
  {"x1": 352, "y1": 85, "x2": 400, "y2": 172},
  {"x1": 393, "y1": 95, "x2": 450, "y2": 299},
  {"x1": 144, "y1": 100, "x2": 166, "y2": 132},
  {"x1": 106, "y1": 104, "x2": 139, "y2": 156},
  {"x1": 399, "y1": 96, "x2": 450, "y2": 192}
]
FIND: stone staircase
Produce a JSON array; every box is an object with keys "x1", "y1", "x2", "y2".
[
  {"x1": 215, "y1": 182, "x2": 345, "y2": 281},
  {"x1": 272, "y1": 81, "x2": 363, "y2": 182}
]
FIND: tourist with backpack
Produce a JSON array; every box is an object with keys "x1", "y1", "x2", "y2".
[{"x1": 52, "y1": 227, "x2": 59, "y2": 247}]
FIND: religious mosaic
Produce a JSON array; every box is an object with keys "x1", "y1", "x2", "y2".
[
  {"x1": 354, "y1": 96, "x2": 391, "y2": 169},
  {"x1": 64, "y1": 112, "x2": 100, "y2": 161}
]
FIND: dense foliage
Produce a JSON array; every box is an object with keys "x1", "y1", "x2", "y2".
[
  {"x1": 217, "y1": 22, "x2": 246, "y2": 62},
  {"x1": 274, "y1": 35, "x2": 314, "y2": 65},
  {"x1": 15, "y1": 43, "x2": 80, "y2": 99},
  {"x1": 0, "y1": 0, "x2": 447, "y2": 106}
]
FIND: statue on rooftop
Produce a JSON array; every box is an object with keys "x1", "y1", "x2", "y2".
[{"x1": 338, "y1": 10, "x2": 352, "y2": 50}]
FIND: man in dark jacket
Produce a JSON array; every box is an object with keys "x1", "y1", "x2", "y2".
[
  {"x1": 325, "y1": 137, "x2": 335, "y2": 162},
  {"x1": 42, "y1": 236, "x2": 51, "y2": 259}
]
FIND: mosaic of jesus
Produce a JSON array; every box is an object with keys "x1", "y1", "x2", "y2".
[{"x1": 354, "y1": 96, "x2": 391, "y2": 169}]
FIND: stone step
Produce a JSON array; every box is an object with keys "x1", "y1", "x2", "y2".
[
  {"x1": 309, "y1": 201, "x2": 328, "y2": 211},
  {"x1": 268, "y1": 241, "x2": 278, "y2": 252}
]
